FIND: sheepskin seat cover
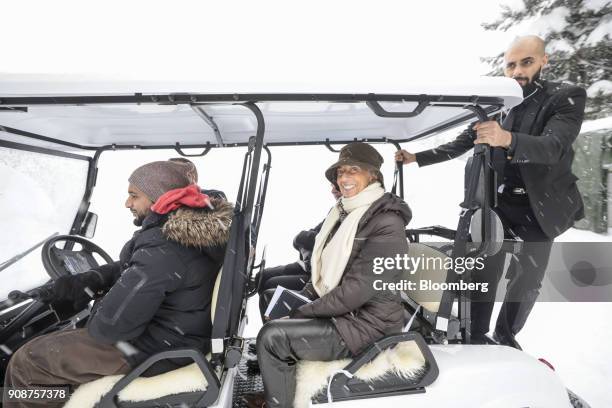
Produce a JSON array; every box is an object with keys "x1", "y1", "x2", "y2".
[
  {"x1": 293, "y1": 340, "x2": 425, "y2": 408},
  {"x1": 63, "y1": 362, "x2": 208, "y2": 408},
  {"x1": 64, "y1": 340, "x2": 424, "y2": 408}
]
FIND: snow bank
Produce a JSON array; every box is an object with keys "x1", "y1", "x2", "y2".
[
  {"x1": 517, "y1": 302, "x2": 612, "y2": 407},
  {"x1": 587, "y1": 80, "x2": 612, "y2": 97},
  {"x1": 580, "y1": 115, "x2": 612, "y2": 133}
]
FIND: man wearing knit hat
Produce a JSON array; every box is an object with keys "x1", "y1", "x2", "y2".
[
  {"x1": 168, "y1": 157, "x2": 227, "y2": 200},
  {"x1": 4, "y1": 160, "x2": 233, "y2": 408},
  {"x1": 127, "y1": 160, "x2": 198, "y2": 225}
]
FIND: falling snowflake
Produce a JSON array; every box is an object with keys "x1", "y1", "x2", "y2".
[
  {"x1": 527, "y1": 255, "x2": 538, "y2": 267},
  {"x1": 115, "y1": 341, "x2": 139, "y2": 356},
  {"x1": 217, "y1": 219, "x2": 228, "y2": 231},
  {"x1": 0, "y1": 344, "x2": 13, "y2": 355}
]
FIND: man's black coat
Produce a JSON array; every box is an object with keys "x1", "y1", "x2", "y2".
[
  {"x1": 415, "y1": 80, "x2": 586, "y2": 238},
  {"x1": 85, "y1": 198, "x2": 233, "y2": 373}
]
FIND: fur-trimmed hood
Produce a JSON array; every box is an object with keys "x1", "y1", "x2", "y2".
[{"x1": 161, "y1": 197, "x2": 233, "y2": 251}]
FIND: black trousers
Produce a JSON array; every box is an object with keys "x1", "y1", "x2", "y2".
[
  {"x1": 257, "y1": 262, "x2": 309, "y2": 294},
  {"x1": 256, "y1": 318, "x2": 351, "y2": 408},
  {"x1": 471, "y1": 193, "x2": 553, "y2": 338},
  {"x1": 257, "y1": 263, "x2": 309, "y2": 321}
]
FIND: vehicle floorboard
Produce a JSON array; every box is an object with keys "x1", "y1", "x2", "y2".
[{"x1": 232, "y1": 339, "x2": 264, "y2": 408}]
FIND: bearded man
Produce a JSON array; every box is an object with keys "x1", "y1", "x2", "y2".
[{"x1": 396, "y1": 35, "x2": 586, "y2": 348}]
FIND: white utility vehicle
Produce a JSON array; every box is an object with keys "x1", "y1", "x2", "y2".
[{"x1": 0, "y1": 77, "x2": 590, "y2": 407}]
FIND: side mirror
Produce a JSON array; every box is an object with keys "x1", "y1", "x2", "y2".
[{"x1": 80, "y1": 212, "x2": 98, "y2": 238}]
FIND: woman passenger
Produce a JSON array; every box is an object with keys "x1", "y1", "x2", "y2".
[{"x1": 245, "y1": 142, "x2": 412, "y2": 408}]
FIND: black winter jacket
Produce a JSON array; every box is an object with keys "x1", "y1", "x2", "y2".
[
  {"x1": 415, "y1": 80, "x2": 586, "y2": 238},
  {"x1": 294, "y1": 193, "x2": 412, "y2": 355},
  {"x1": 86, "y1": 198, "x2": 233, "y2": 372}
]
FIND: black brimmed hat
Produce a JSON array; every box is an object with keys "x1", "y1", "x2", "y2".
[{"x1": 325, "y1": 142, "x2": 384, "y2": 187}]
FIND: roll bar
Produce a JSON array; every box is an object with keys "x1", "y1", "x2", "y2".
[
  {"x1": 210, "y1": 102, "x2": 266, "y2": 368},
  {"x1": 434, "y1": 105, "x2": 499, "y2": 344}
]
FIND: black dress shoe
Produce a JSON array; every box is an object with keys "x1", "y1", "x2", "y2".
[
  {"x1": 492, "y1": 331, "x2": 522, "y2": 350},
  {"x1": 246, "y1": 357, "x2": 261, "y2": 374},
  {"x1": 242, "y1": 392, "x2": 267, "y2": 408}
]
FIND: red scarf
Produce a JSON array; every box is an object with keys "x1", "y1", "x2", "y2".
[{"x1": 151, "y1": 184, "x2": 210, "y2": 215}]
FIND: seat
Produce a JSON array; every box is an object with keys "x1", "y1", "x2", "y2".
[
  {"x1": 286, "y1": 245, "x2": 449, "y2": 407},
  {"x1": 63, "y1": 269, "x2": 223, "y2": 408},
  {"x1": 63, "y1": 362, "x2": 209, "y2": 408},
  {"x1": 280, "y1": 240, "x2": 477, "y2": 407},
  {"x1": 294, "y1": 338, "x2": 427, "y2": 408},
  {"x1": 69, "y1": 243, "x2": 447, "y2": 408},
  {"x1": 401, "y1": 243, "x2": 461, "y2": 335},
  {"x1": 404, "y1": 243, "x2": 452, "y2": 315}
]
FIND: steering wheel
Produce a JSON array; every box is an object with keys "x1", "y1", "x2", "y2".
[
  {"x1": 0, "y1": 236, "x2": 112, "y2": 345},
  {"x1": 41, "y1": 235, "x2": 114, "y2": 280}
]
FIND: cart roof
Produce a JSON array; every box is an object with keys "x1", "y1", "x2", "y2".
[{"x1": 0, "y1": 76, "x2": 522, "y2": 151}]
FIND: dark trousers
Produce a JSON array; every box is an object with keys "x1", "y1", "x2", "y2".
[
  {"x1": 3, "y1": 328, "x2": 130, "y2": 408},
  {"x1": 257, "y1": 262, "x2": 309, "y2": 321},
  {"x1": 257, "y1": 318, "x2": 351, "y2": 408},
  {"x1": 471, "y1": 193, "x2": 553, "y2": 338},
  {"x1": 257, "y1": 262, "x2": 309, "y2": 294}
]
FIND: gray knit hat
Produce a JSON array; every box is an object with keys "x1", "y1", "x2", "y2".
[
  {"x1": 128, "y1": 161, "x2": 195, "y2": 202},
  {"x1": 168, "y1": 157, "x2": 198, "y2": 183}
]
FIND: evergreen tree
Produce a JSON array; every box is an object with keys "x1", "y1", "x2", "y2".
[{"x1": 482, "y1": 0, "x2": 611, "y2": 119}]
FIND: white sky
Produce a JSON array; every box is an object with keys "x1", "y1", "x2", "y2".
[{"x1": 0, "y1": 0, "x2": 521, "y2": 82}]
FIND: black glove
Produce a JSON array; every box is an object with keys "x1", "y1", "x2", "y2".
[
  {"x1": 288, "y1": 305, "x2": 306, "y2": 319},
  {"x1": 52, "y1": 271, "x2": 103, "y2": 310},
  {"x1": 293, "y1": 230, "x2": 317, "y2": 252},
  {"x1": 52, "y1": 275, "x2": 79, "y2": 301}
]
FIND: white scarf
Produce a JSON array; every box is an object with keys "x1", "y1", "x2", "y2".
[{"x1": 310, "y1": 182, "x2": 385, "y2": 297}]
